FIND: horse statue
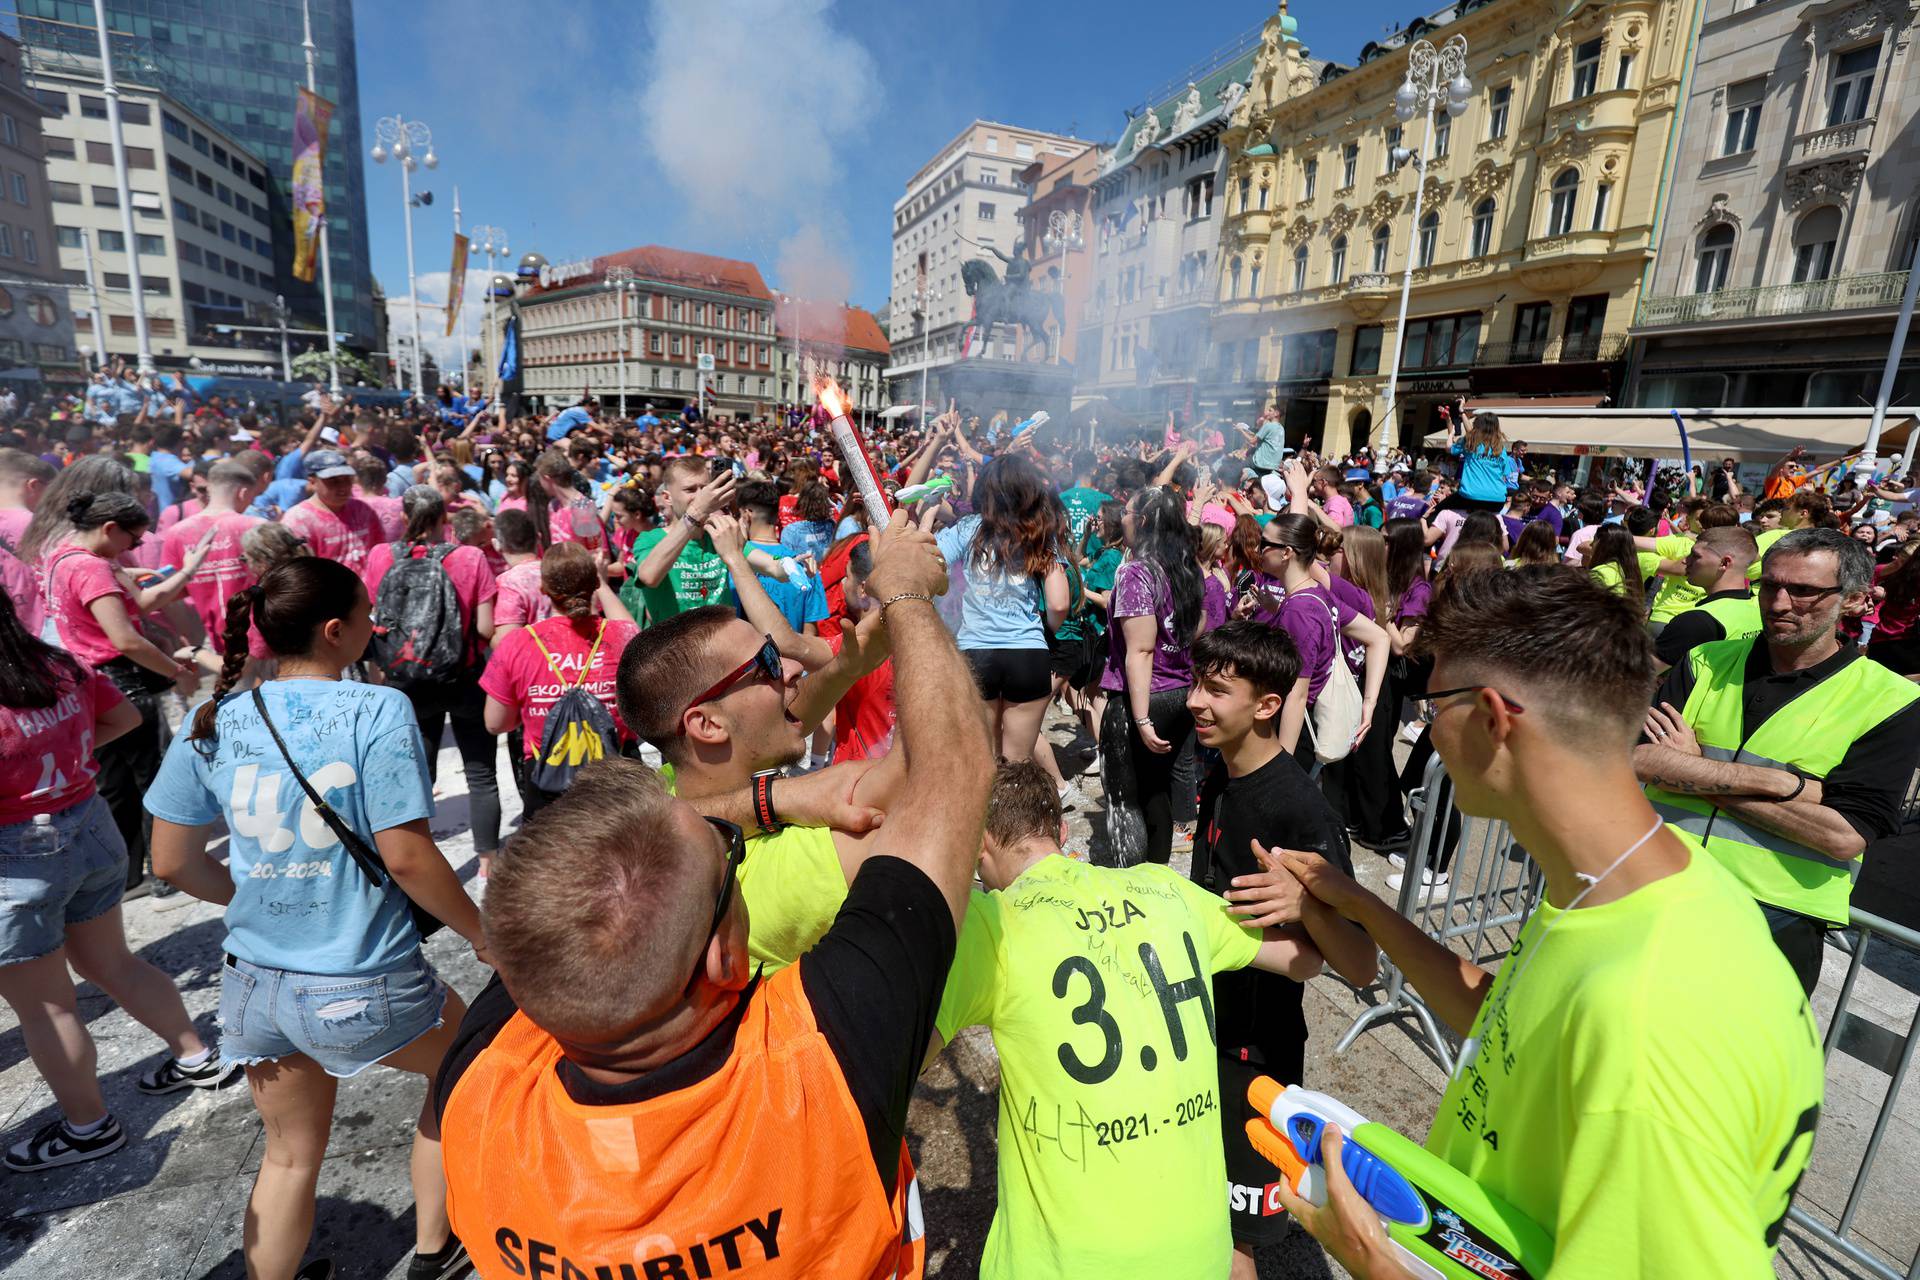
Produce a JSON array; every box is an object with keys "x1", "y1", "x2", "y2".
[{"x1": 959, "y1": 243, "x2": 1063, "y2": 362}]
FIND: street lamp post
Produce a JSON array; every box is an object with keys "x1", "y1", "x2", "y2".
[
  {"x1": 1378, "y1": 34, "x2": 1471, "y2": 453},
  {"x1": 370, "y1": 113, "x2": 437, "y2": 398},
  {"x1": 300, "y1": 0, "x2": 342, "y2": 395},
  {"x1": 914, "y1": 278, "x2": 945, "y2": 421},
  {"x1": 273, "y1": 294, "x2": 292, "y2": 382},
  {"x1": 1041, "y1": 209, "x2": 1084, "y2": 365},
  {"x1": 605, "y1": 265, "x2": 637, "y2": 417},
  {"x1": 91, "y1": 0, "x2": 152, "y2": 375},
  {"x1": 470, "y1": 224, "x2": 508, "y2": 400}
]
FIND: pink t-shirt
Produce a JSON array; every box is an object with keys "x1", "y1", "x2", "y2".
[
  {"x1": 43, "y1": 545, "x2": 140, "y2": 666},
  {"x1": 0, "y1": 664, "x2": 125, "y2": 823},
  {"x1": 1322, "y1": 492, "x2": 1355, "y2": 528},
  {"x1": 359, "y1": 491, "x2": 406, "y2": 541},
  {"x1": 1, "y1": 541, "x2": 42, "y2": 636},
  {"x1": 362, "y1": 540, "x2": 498, "y2": 637},
  {"x1": 158, "y1": 497, "x2": 204, "y2": 533},
  {"x1": 496, "y1": 494, "x2": 528, "y2": 514},
  {"x1": 549, "y1": 501, "x2": 604, "y2": 549},
  {"x1": 480, "y1": 615, "x2": 639, "y2": 756},
  {"x1": 494, "y1": 558, "x2": 556, "y2": 630},
  {"x1": 0, "y1": 505, "x2": 32, "y2": 548},
  {"x1": 281, "y1": 496, "x2": 383, "y2": 574},
  {"x1": 162, "y1": 510, "x2": 262, "y2": 651}
]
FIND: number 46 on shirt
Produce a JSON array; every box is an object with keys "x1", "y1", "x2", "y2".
[{"x1": 228, "y1": 762, "x2": 357, "y2": 854}]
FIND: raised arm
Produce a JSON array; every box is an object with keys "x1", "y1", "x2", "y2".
[{"x1": 707, "y1": 512, "x2": 833, "y2": 669}]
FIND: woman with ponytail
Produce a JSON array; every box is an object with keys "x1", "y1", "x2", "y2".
[
  {"x1": 43, "y1": 489, "x2": 214, "y2": 895},
  {"x1": 0, "y1": 589, "x2": 234, "y2": 1175},
  {"x1": 145, "y1": 555, "x2": 484, "y2": 1280},
  {"x1": 481, "y1": 542, "x2": 641, "y2": 824},
  {"x1": 363, "y1": 485, "x2": 503, "y2": 876}
]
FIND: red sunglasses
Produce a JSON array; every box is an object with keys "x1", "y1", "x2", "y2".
[{"x1": 681, "y1": 635, "x2": 782, "y2": 723}]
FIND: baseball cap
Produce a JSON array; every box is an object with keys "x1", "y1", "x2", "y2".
[
  {"x1": 1260, "y1": 473, "x2": 1288, "y2": 509},
  {"x1": 319, "y1": 426, "x2": 342, "y2": 445},
  {"x1": 230, "y1": 427, "x2": 256, "y2": 443},
  {"x1": 303, "y1": 449, "x2": 354, "y2": 480}
]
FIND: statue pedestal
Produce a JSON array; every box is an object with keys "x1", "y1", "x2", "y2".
[{"x1": 942, "y1": 357, "x2": 1076, "y2": 446}]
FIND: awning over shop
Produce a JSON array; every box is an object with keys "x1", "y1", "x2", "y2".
[
  {"x1": 1424, "y1": 407, "x2": 1917, "y2": 461},
  {"x1": 880, "y1": 403, "x2": 929, "y2": 420}
]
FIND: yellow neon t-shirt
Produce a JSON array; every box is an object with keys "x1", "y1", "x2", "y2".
[
  {"x1": 935, "y1": 854, "x2": 1264, "y2": 1280},
  {"x1": 736, "y1": 824, "x2": 847, "y2": 972},
  {"x1": 1590, "y1": 549, "x2": 1663, "y2": 601},
  {"x1": 1426, "y1": 840, "x2": 1824, "y2": 1278},
  {"x1": 1647, "y1": 534, "x2": 1702, "y2": 623},
  {"x1": 1750, "y1": 524, "x2": 1792, "y2": 580}
]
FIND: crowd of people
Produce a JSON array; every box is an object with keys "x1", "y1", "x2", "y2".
[{"x1": 0, "y1": 379, "x2": 1916, "y2": 1279}]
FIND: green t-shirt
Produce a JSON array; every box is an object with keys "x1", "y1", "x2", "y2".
[
  {"x1": 1060, "y1": 486, "x2": 1111, "y2": 548},
  {"x1": 624, "y1": 526, "x2": 733, "y2": 622},
  {"x1": 935, "y1": 854, "x2": 1264, "y2": 1280},
  {"x1": 1427, "y1": 843, "x2": 1824, "y2": 1278},
  {"x1": 1647, "y1": 534, "x2": 1703, "y2": 623},
  {"x1": 737, "y1": 823, "x2": 847, "y2": 972}
]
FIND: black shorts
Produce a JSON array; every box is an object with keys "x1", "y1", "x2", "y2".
[
  {"x1": 963, "y1": 647, "x2": 1051, "y2": 704},
  {"x1": 1047, "y1": 628, "x2": 1103, "y2": 688},
  {"x1": 1218, "y1": 1048, "x2": 1307, "y2": 1247}
]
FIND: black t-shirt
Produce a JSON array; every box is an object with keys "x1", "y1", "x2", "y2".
[
  {"x1": 1192, "y1": 748, "x2": 1351, "y2": 1070},
  {"x1": 434, "y1": 855, "x2": 955, "y2": 1193},
  {"x1": 1648, "y1": 640, "x2": 1920, "y2": 845}
]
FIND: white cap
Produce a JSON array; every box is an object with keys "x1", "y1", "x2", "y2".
[
  {"x1": 319, "y1": 426, "x2": 341, "y2": 444},
  {"x1": 1260, "y1": 473, "x2": 1288, "y2": 509},
  {"x1": 230, "y1": 427, "x2": 256, "y2": 443}
]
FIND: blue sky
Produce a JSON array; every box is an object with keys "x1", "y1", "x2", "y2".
[{"x1": 355, "y1": 0, "x2": 1397, "y2": 364}]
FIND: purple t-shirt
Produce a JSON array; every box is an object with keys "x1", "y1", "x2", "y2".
[
  {"x1": 1202, "y1": 573, "x2": 1231, "y2": 633},
  {"x1": 1386, "y1": 492, "x2": 1428, "y2": 522},
  {"x1": 1524, "y1": 505, "x2": 1565, "y2": 538},
  {"x1": 1257, "y1": 583, "x2": 1359, "y2": 704},
  {"x1": 1396, "y1": 576, "x2": 1434, "y2": 623},
  {"x1": 1326, "y1": 574, "x2": 1375, "y2": 678},
  {"x1": 1100, "y1": 559, "x2": 1194, "y2": 693}
]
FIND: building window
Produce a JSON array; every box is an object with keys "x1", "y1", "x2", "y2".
[
  {"x1": 1015, "y1": 140, "x2": 1033, "y2": 160},
  {"x1": 1329, "y1": 234, "x2": 1347, "y2": 283},
  {"x1": 19, "y1": 229, "x2": 34, "y2": 265},
  {"x1": 121, "y1": 103, "x2": 149, "y2": 126},
  {"x1": 1546, "y1": 169, "x2": 1579, "y2": 236},
  {"x1": 1434, "y1": 112, "x2": 1452, "y2": 158},
  {"x1": 1470, "y1": 197, "x2": 1496, "y2": 257},
  {"x1": 168, "y1": 157, "x2": 192, "y2": 181},
  {"x1": 163, "y1": 113, "x2": 189, "y2": 142},
  {"x1": 1791, "y1": 206, "x2": 1840, "y2": 282},
  {"x1": 1827, "y1": 43, "x2": 1879, "y2": 126},
  {"x1": 1228, "y1": 256, "x2": 1242, "y2": 298},
  {"x1": 1256, "y1": 182, "x2": 1268, "y2": 211},
  {"x1": 9, "y1": 173, "x2": 24, "y2": 206},
  {"x1": 192, "y1": 130, "x2": 208, "y2": 155},
  {"x1": 136, "y1": 233, "x2": 165, "y2": 255},
  {"x1": 79, "y1": 96, "x2": 107, "y2": 120},
  {"x1": 1489, "y1": 84, "x2": 1511, "y2": 139},
  {"x1": 1382, "y1": 125, "x2": 1401, "y2": 173},
  {"x1": 98, "y1": 230, "x2": 125, "y2": 252},
  {"x1": 671, "y1": 334, "x2": 683, "y2": 355},
  {"x1": 180, "y1": 242, "x2": 202, "y2": 265},
  {"x1": 1372, "y1": 223, "x2": 1391, "y2": 273},
  {"x1": 104, "y1": 271, "x2": 127, "y2": 289},
  {"x1": 1291, "y1": 245, "x2": 1308, "y2": 291},
  {"x1": 1615, "y1": 52, "x2": 1636, "y2": 91},
  {"x1": 33, "y1": 88, "x2": 65, "y2": 116},
  {"x1": 1571, "y1": 37, "x2": 1603, "y2": 99},
  {"x1": 45, "y1": 136, "x2": 75, "y2": 159},
  {"x1": 173, "y1": 197, "x2": 197, "y2": 224},
  {"x1": 57, "y1": 226, "x2": 81, "y2": 250},
  {"x1": 1512, "y1": 301, "x2": 1552, "y2": 358},
  {"x1": 1417, "y1": 211, "x2": 1439, "y2": 267},
  {"x1": 0, "y1": 116, "x2": 14, "y2": 148},
  {"x1": 1350, "y1": 324, "x2": 1383, "y2": 376},
  {"x1": 1341, "y1": 142, "x2": 1358, "y2": 188},
  {"x1": 1302, "y1": 158, "x2": 1317, "y2": 202},
  {"x1": 1564, "y1": 294, "x2": 1609, "y2": 358},
  {"x1": 980, "y1": 169, "x2": 998, "y2": 186},
  {"x1": 1590, "y1": 183, "x2": 1612, "y2": 230},
  {"x1": 92, "y1": 186, "x2": 120, "y2": 208},
  {"x1": 1723, "y1": 79, "x2": 1763, "y2": 155},
  {"x1": 1238, "y1": 175, "x2": 1251, "y2": 211}
]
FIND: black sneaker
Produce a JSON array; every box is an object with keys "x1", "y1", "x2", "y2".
[
  {"x1": 4, "y1": 1115, "x2": 126, "y2": 1172},
  {"x1": 136, "y1": 1054, "x2": 243, "y2": 1095},
  {"x1": 293, "y1": 1261, "x2": 336, "y2": 1280},
  {"x1": 407, "y1": 1239, "x2": 472, "y2": 1280}
]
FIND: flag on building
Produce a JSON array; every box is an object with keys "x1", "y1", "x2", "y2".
[
  {"x1": 446, "y1": 233, "x2": 469, "y2": 337},
  {"x1": 290, "y1": 88, "x2": 335, "y2": 283}
]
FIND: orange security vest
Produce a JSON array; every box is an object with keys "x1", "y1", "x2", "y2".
[{"x1": 442, "y1": 968, "x2": 926, "y2": 1280}]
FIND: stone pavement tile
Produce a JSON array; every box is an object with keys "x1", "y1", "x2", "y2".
[{"x1": 0, "y1": 1178, "x2": 238, "y2": 1279}]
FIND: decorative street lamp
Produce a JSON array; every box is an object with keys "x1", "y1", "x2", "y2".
[
  {"x1": 605, "y1": 265, "x2": 639, "y2": 417},
  {"x1": 370, "y1": 114, "x2": 438, "y2": 395},
  {"x1": 1378, "y1": 33, "x2": 1471, "y2": 453},
  {"x1": 470, "y1": 224, "x2": 509, "y2": 400},
  {"x1": 913, "y1": 278, "x2": 945, "y2": 421}
]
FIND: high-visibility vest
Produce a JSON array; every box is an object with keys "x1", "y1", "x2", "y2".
[
  {"x1": 1678, "y1": 590, "x2": 1763, "y2": 645},
  {"x1": 1645, "y1": 637, "x2": 1919, "y2": 924},
  {"x1": 441, "y1": 967, "x2": 926, "y2": 1280}
]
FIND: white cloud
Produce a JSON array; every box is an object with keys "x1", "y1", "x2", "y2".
[{"x1": 386, "y1": 266, "x2": 498, "y2": 384}]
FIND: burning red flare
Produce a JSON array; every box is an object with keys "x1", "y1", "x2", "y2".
[{"x1": 812, "y1": 374, "x2": 850, "y2": 420}]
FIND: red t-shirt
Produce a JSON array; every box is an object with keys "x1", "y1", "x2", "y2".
[
  {"x1": 494, "y1": 558, "x2": 553, "y2": 630},
  {"x1": 163, "y1": 510, "x2": 262, "y2": 651},
  {"x1": 479, "y1": 615, "x2": 639, "y2": 755},
  {"x1": 826, "y1": 629, "x2": 895, "y2": 762},
  {"x1": 0, "y1": 663, "x2": 125, "y2": 823},
  {"x1": 43, "y1": 545, "x2": 139, "y2": 666},
  {"x1": 362, "y1": 541, "x2": 499, "y2": 638},
  {"x1": 281, "y1": 496, "x2": 383, "y2": 574}
]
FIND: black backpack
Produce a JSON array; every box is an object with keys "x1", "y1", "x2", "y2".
[
  {"x1": 525, "y1": 620, "x2": 620, "y2": 793},
  {"x1": 372, "y1": 542, "x2": 466, "y2": 689}
]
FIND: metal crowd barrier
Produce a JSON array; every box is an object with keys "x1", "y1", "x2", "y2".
[
  {"x1": 1786, "y1": 909, "x2": 1920, "y2": 1280},
  {"x1": 1333, "y1": 751, "x2": 1543, "y2": 1073}
]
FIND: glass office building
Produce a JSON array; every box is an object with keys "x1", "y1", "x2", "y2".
[{"x1": 18, "y1": 0, "x2": 375, "y2": 349}]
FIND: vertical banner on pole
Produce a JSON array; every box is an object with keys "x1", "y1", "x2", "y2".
[
  {"x1": 290, "y1": 88, "x2": 335, "y2": 283},
  {"x1": 446, "y1": 233, "x2": 469, "y2": 337}
]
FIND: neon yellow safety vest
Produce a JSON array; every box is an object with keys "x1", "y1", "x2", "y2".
[
  {"x1": 1645, "y1": 637, "x2": 1920, "y2": 924},
  {"x1": 1682, "y1": 590, "x2": 1763, "y2": 645}
]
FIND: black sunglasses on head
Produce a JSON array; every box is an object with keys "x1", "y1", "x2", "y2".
[{"x1": 684, "y1": 817, "x2": 745, "y2": 996}]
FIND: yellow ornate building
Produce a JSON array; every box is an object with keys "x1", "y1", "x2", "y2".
[{"x1": 1209, "y1": 0, "x2": 1702, "y2": 455}]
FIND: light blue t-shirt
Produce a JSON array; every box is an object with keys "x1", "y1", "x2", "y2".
[
  {"x1": 1251, "y1": 421, "x2": 1289, "y2": 471},
  {"x1": 1450, "y1": 439, "x2": 1511, "y2": 503},
  {"x1": 145, "y1": 681, "x2": 434, "y2": 976},
  {"x1": 147, "y1": 450, "x2": 188, "y2": 510},
  {"x1": 780, "y1": 519, "x2": 835, "y2": 565},
  {"x1": 274, "y1": 447, "x2": 307, "y2": 482},
  {"x1": 936, "y1": 514, "x2": 1048, "y2": 651},
  {"x1": 251, "y1": 476, "x2": 310, "y2": 520},
  {"x1": 748, "y1": 538, "x2": 829, "y2": 633},
  {"x1": 546, "y1": 405, "x2": 593, "y2": 441}
]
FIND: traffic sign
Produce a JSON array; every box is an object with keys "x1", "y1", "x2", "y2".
[{"x1": 697, "y1": 353, "x2": 715, "y2": 371}]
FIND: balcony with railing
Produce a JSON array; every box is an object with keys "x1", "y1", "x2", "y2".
[
  {"x1": 1792, "y1": 117, "x2": 1874, "y2": 165},
  {"x1": 1153, "y1": 285, "x2": 1214, "y2": 310},
  {"x1": 1635, "y1": 270, "x2": 1910, "y2": 329},
  {"x1": 1476, "y1": 332, "x2": 1629, "y2": 366}
]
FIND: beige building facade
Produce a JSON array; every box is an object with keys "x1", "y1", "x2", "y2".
[
  {"x1": 1214, "y1": 0, "x2": 1701, "y2": 455},
  {"x1": 1628, "y1": 0, "x2": 1920, "y2": 411}
]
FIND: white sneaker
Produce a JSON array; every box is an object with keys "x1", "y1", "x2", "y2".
[
  {"x1": 1058, "y1": 783, "x2": 1084, "y2": 812},
  {"x1": 1386, "y1": 869, "x2": 1448, "y2": 898},
  {"x1": 1387, "y1": 852, "x2": 1407, "y2": 871},
  {"x1": 1399, "y1": 721, "x2": 1425, "y2": 744}
]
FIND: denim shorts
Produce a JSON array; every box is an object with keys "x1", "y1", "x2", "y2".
[
  {"x1": 0, "y1": 795, "x2": 128, "y2": 967},
  {"x1": 218, "y1": 950, "x2": 449, "y2": 1078}
]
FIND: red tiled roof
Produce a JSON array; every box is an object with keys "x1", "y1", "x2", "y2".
[
  {"x1": 537, "y1": 245, "x2": 774, "y2": 301},
  {"x1": 778, "y1": 299, "x2": 890, "y2": 357}
]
